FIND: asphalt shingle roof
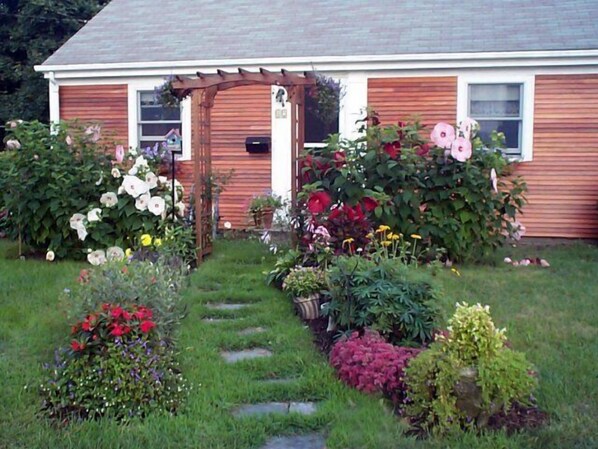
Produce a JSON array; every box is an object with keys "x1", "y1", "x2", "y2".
[{"x1": 42, "y1": 0, "x2": 598, "y2": 67}]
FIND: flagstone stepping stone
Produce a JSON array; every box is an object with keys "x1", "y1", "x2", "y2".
[
  {"x1": 206, "y1": 303, "x2": 250, "y2": 311},
  {"x1": 233, "y1": 401, "x2": 318, "y2": 417},
  {"x1": 221, "y1": 348, "x2": 272, "y2": 363},
  {"x1": 237, "y1": 326, "x2": 267, "y2": 336},
  {"x1": 260, "y1": 434, "x2": 326, "y2": 449},
  {"x1": 202, "y1": 318, "x2": 238, "y2": 324}
]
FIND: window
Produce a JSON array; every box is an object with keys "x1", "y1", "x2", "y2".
[
  {"x1": 458, "y1": 74, "x2": 534, "y2": 161},
  {"x1": 304, "y1": 92, "x2": 339, "y2": 146},
  {"x1": 138, "y1": 91, "x2": 181, "y2": 148},
  {"x1": 468, "y1": 84, "x2": 522, "y2": 156}
]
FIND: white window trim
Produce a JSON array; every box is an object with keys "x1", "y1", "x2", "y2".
[
  {"x1": 127, "y1": 79, "x2": 191, "y2": 161},
  {"x1": 457, "y1": 73, "x2": 535, "y2": 162}
]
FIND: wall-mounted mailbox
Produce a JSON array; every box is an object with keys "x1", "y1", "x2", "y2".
[{"x1": 245, "y1": 136, "x2": 271, "y2": 154}]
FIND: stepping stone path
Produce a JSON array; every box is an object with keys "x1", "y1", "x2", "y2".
[
  {"x1": 260, "y1": 434, "x2": 326, "y2": 449},
  {"x1": 233, "y1": 401, "x2": 318, "y2": 417},
  {"x1": 237, "y1": 326, "x2": 267, "y2": 336},
  {"x1": 205, "y1": 303, "x2": 249, "y2": 311},
  {"x1": 201, "y1": 318, "x2": 237, "y2": 324},
  {"x1": 220, "y1": 348, "x2": 272, "y2": 363}
]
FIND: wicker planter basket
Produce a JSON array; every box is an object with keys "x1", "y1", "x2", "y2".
[{"x1": 293, "y1": 294, "x2": 320, "y2": 320}]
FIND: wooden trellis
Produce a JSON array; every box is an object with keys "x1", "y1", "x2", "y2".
[{"x1": 172, "y1": 68, "x2": 316, "y2": 263}]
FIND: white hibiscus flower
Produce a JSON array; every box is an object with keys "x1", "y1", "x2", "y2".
[
  {"x1": 175, "y1": 202, "x2": 185, "y2": 217},
  {"x1": 135, "y1": 193, "x2": 150, "y2": 211},
  {"x1": 100, "y1": 192, "x2": 118, "y2": 208},
  {"x1": 135, "y1": 155, "x2": 149, "y2": 168},
  {"x1": 6, "y1": 139, "x2": 21, "y2": 150},
  {"x1": 87, "y1": 208, "x2": 102, "y2": 223},
  {"x1": 69, "y1": 213, "x2": 86, "y2": 230},
  {"x1": 128, "y1": 166, "x2": 139, "y2": 176},
  {"x1": 145, "y1": 172, "x2": 158, "y2": 189},
  {"x1": 111, "y1": 168, "x2": 121, "y2": 178},
  {"x1": 76, "y1": 225, "x2": 88, "y2": 241},
  {"x1": 148, "y1": 196, "x2": 166, "y2": 216},
  {"x1": 106, "y1": 246, "x2": 125, "y2": 261},
  {"x1": 87, "y1": 249, "x2": 107, "y2": 266},
  {"x1": 158, "y1": 176, "x2": 168, "y2": 185},
  {"x1": 46, "y1": 250, "x2": 55, "y2": 262},
  {"x1": 122, "y1": 175, "x2": 149, "y2": 198}
]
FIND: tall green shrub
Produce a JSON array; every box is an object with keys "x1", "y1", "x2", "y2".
[{"x1": 2, "y1": 121, "x2": 113, "y2": 258}]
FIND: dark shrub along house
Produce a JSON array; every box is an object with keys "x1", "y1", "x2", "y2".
[{"x1": 36, "y1": 0, "x2": 598, "y2": 237}]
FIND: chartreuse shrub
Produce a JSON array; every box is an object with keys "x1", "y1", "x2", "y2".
[
  {"x1": 41, "y1": 303, "x2": 188, "y2": 421},
  {"x1": 297, "y1": 118, "x2": 527, "y2": 261},
  {"x1": 405, "y1": 302, "x2": 537, "y2": 434},
  {"x1": 322, "y1": 256, "x2": 438, "y2": 345}
]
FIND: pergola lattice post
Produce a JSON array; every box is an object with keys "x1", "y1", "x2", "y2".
[{"x1": 172, "y1": 69, "x2": 315, "y2": 263}]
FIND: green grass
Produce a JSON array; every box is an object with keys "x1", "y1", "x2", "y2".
[{"x1": 0, "y1": 239, "x2": 597, "y2": 448}]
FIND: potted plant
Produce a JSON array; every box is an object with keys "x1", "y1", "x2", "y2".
[
  {"x1": 248, "y1": 193, "x2": 283, "y2": 229},
  {"x1": 282, "y1": 266, "x2": 325, "y2": 320}
]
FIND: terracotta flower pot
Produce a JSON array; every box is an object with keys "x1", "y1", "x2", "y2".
[
  {"x1": 261, "y1": 207, "x2": 275, "y2": 229},
  {"x1": 293, "y1": 294, "x2": 320, "y2": 320}
]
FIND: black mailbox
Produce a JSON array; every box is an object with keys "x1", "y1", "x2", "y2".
[{"x1": 245, "y1": 136, "x2": 271, "y2": 154}]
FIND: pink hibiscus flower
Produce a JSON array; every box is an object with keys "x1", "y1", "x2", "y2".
[
  {"x1": 115, "y1": 145, "x2": 125, "y2": 163},
  {"x1": 450, "y1": 137, "x2": 472, "y2": 162},
  {"x1": 430, "y1": 122, "x2": 456, "y2": 149},
  {"x1": 490, "y1": 168, "x2": 498, "y2": 193}
]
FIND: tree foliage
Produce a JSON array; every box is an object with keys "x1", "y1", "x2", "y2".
[{"x1": 0, "y1": 0, "x2": 108, "y2": 140}]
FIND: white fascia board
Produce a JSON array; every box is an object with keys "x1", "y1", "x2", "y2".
[{"x1": 35, "y1": 49, "x2": 598, "y2": 78}]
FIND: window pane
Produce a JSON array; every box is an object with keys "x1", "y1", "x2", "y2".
[
  {"x1": 470, "y1": 84, "x2": 521, "y2": 117},
  {"x1": 304, "y1": 94, "x2": 339, "y2": 143},
  {"x1": 139, "y1": 92, "x2": 180, "y2": 121},
  {"x1": 477, "y1": 120, "x2": 521, "y2": 150},
  {"x1": 140, "y1": 123, "x2": 180, "y2": 138}
]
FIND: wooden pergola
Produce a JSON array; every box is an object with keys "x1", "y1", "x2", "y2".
[{"x1": 171, "y1": 68, "x2": 316, "y2": 262}]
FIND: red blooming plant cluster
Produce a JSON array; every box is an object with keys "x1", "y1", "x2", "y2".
[
  {"x1": 70, "y1": 303, "x2": 157, "y2": 354},
  {"x1": 330, "y1": 331, "x2": 421, "y2": 406},
  {"x1": 325, "y1": 203, "x2": 372, "y2": 253}
]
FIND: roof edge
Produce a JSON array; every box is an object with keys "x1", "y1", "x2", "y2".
[{"x1": 35, "y1": 49, "x2": 598, "y2": 77}]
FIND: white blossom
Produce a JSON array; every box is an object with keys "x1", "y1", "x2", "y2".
[
  {"x1": 77, "y1": 225, "x2": 88, "y2": 241},
  {"x1": 128, "y1": 166, "x2": 139, "y2": 176},
  {"x1": 46, "y1": 250, "x2": 55, "y2": 262},
  {"x1": 87, "y1": 208, "x2": 102, "y2": 223},
  {"x1": 6, "y1": 139, "x2": 21, "y2": 150},
  {"x1": 175, "y1": 202, "x2": 185, "y2": 217},
  {"x1": 145, "y1": 172, "x2": 158, "y2": 189},
  {"x1": 148, "y1": 196, "x2": 166, "y2": 216},
  {"x1": 100, "y1": 192, "x2": 118, "y2": 208},
  {"x1": 122, "y1": 175, "x2": 149, "y2": 198},
  {"x1": 65, "y1": 135, "x2": 73, "y2": 146},
  {"x1": 135, "y1": 193, "x2": 150, "y2": 211},
  {"x1": 87, "y1": 249, "x2": 107, "y2": 266},
  {"x1": 69, "y1": 213, "x2": 86, "y2": 230},
  {"x1": 106, "y1": 246, "x2": 125, "y2": 261},
  {"x1": 111, "y1": 168, "x2": 121, "y2": 178}
]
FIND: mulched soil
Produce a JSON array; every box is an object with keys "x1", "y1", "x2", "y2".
[{"x1": 305, "y1": 316, "x2": 335, "y2": 356}]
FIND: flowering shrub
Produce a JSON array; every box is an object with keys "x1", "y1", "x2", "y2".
[
  {"x1": 64, "y1": 260, "x2": 186, "y2": 337},
  {"x1": 323, "y1": 256, "x2": 438, "y2": 345},
  {"x1": 405, "y1": 303, "x2": 537, "y2": 434},
  {"x1": 330, "y1": 331, "x2": 421, "y2": 406},
  {"x1": 282, "y1": 266, "x2": 325, "y2": 298},
  {"x1": 41, "y1": 303, "x2": 187, "y2": 422},
  {"x1": 1, "y1": 121, "x2": 114, "y2": 258},
  {"x1": 297, "y1": 118, "x2": 527, "y2": 261}
]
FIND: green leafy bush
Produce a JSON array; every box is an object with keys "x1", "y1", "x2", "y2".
[
  {"x1": 323, "y1": 256, "x2": 438, "y2": 344},
  {"x1": 41, "y1": 303, "x2": 188, "y2": 422},
  {"x1": 64, "y1": 260, "x2": 186, "y2": 337},
  {"x1": 265, "y1": 248, "x2": 303, "y2": 288},
  {"x1": 298, "y1": 118, "x2": 527, "y2": 261},
  {"x1": 282, "y1": 266, "x2": 325, "y2": 298},
  {"x1": 405, "y1": 303, "x2": 537, "y2": 434},
  {"x1": 2, "y1": 121, "x2": 113, "y2": 258}
]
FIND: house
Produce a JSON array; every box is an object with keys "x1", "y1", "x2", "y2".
[{"x1": 35, "y1": 0, "x2": 598, "y2": 238}]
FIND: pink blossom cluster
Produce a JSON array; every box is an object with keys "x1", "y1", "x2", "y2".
[
  {"x1": 430, "y1": 119, "x2": 478, "y2": 162},
  {"x1": 329, "y1": 331, "x2": 421, "y2": 405}
]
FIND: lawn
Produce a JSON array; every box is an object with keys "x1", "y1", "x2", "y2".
[{"x1": 0, "y1": 239, "x2": 597, "y2": 449}]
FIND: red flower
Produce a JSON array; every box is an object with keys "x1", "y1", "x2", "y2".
[
  {"x1": 122, "y1": 325, "x2": 132, "y2": 335},
  {"x1": 140, "y1": 320, "x2": 156, "y2": 333},
  {"x1": 307, "y1": 191, "x2": 332, "y2": 215},
  {"x1": 71, "y1": 324, "x2": 79, "y2": 335},
  {"x1": 416, "y1": 143, "x2": 430, "y2": 156},
  {"x1": 122, "y1": 310, "x2": 132, "y2": 321},
  {"x1": 371, "y1": 115, "x2": 380, "y2": 126},
  {"x1": 101, "y1": 303, "x2": 111, "y2": 311},
  {"x1": 134, "y1": 307, "x2": 153, "y2": 321},
  {"x1": 362, "y1": 197, "x2": 378, "y2": 212},
  {"x1": 383, "y1": 141, "x2": 401, "y2": 159},
  {"x1": 81, "y1": 321, "x2": 92, "y2": 332},
  {"x1": 333, "y1": 151, "x2": 346, "y2": 167},
  {"x1": 110, "y1": 324, "x2": 126, "y2": 337},
  {"x1": 111, "y1": 306, "x2": 124, "y2": 320},
  {"x1": 71, "y1": 340, "x2": 85, "y2": 352}
]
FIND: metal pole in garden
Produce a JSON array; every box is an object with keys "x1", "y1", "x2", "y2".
[{"x1": 172, "y1": 150, "x2": 176, "y2": 222}]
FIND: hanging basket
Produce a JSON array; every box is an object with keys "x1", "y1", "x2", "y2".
[{"x1": 293, "y1": 294, "x2": 320, "y2": 320}]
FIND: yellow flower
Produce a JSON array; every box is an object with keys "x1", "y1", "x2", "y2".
[
  {"x1": 343, "y1": 237, "x2": 355, "y2": 245},
  {"x1": 451, "y1": 268, "x2": 461, "y2": 277},
  {"x1": 376, "y1": 225, "x2": 391, "y2": 233},
  {"x1": 154, "y1": 238, "x2": 162, "y2": 247},
  {"x1": 366, "y1": 232, "x2": 374, "y2": 239},
  {"x1": 125, "y1": 248, "x2": 133, "y2": 257},
  {"x1": 410, "y1": 234, "x2": 422, "y2": 240},
  {"x1": 140, "y1": 234, "x2": 152, "y2": 247},
  {"x1": 381, "y1": 240, "x2": 392, "y2": 247},
  {"x1": 391, "y1": 234, "x2": 400, "y2": 240}
]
